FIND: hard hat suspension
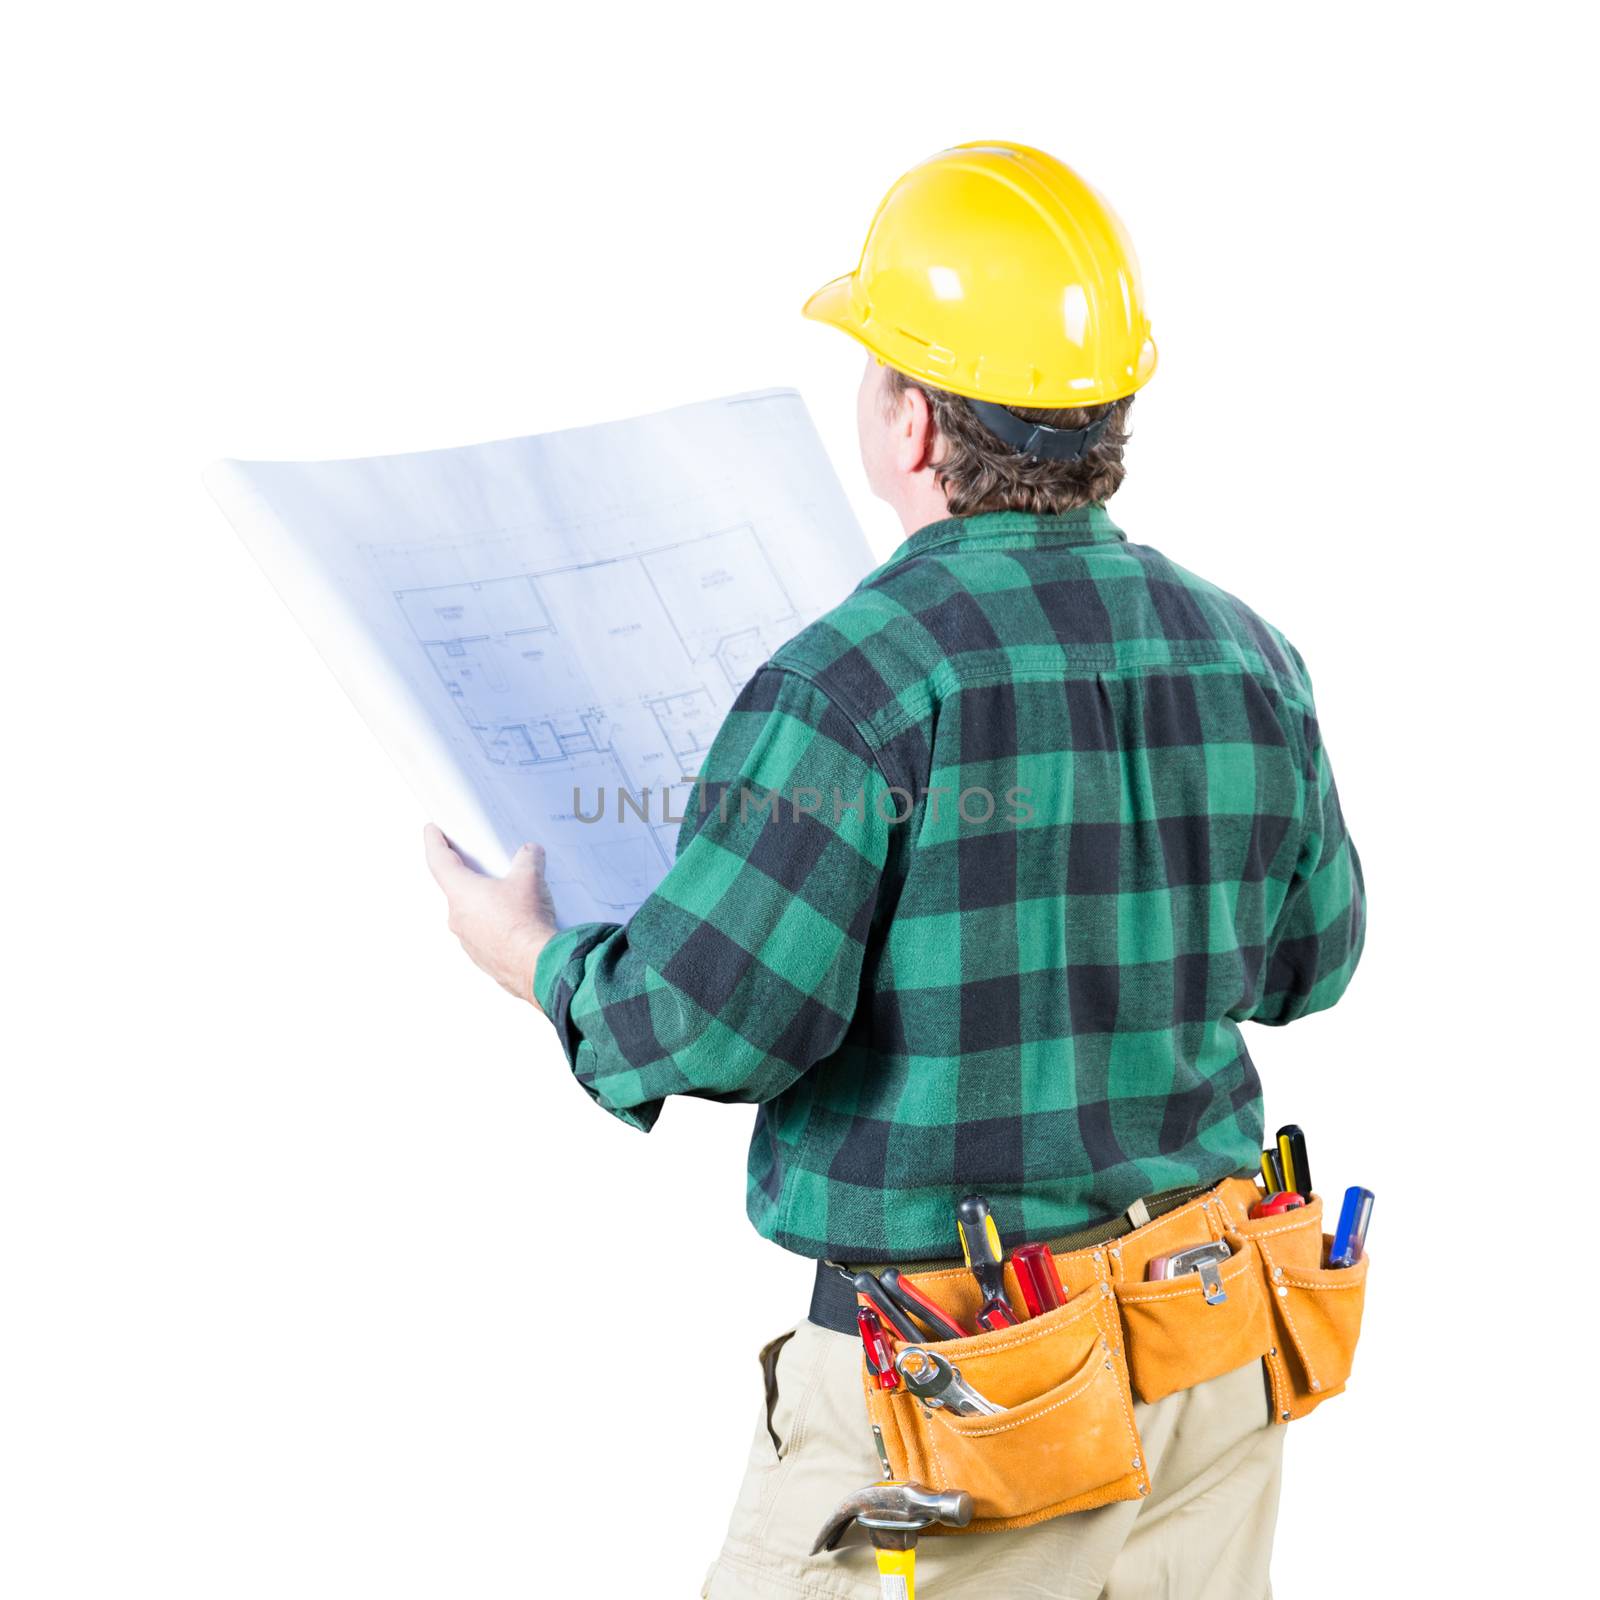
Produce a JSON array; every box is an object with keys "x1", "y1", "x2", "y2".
[{"x1": 965, "y1": 399, "x2": 1115, "y2": 463}]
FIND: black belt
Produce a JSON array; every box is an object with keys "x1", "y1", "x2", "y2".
[{"x1": 807, "y1": 1175, "x2": 1250, "y2": 1336}]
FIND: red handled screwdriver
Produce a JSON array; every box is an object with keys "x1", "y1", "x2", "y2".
[
  {"x1": 955, "y1": 1195, "x2": 1019, "y2": 1330},
  {"x1": 856, "y1": 1305, "x2": 901, "y2": 1390},
  {"x1": 1010, "y1": 1243, "x2": 1066, "y2": 1318}
]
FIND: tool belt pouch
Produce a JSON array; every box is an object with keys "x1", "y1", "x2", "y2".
[
  {"x1": 1216, "y1": 1185, "x2": 1371, "y2": 1422},
  {"x1": 857, "y1": 1176, "x2": 1369, "y2": 1532}
]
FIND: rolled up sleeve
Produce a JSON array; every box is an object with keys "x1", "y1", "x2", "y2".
[
  {"x1": 532, "y1": 666, "x2": 894, "y2": 1130},
  {"x1": 1253, "y1": 718, "x2": 1366, "y2": 1025}
]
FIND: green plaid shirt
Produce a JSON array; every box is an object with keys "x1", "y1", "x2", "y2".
[{"x1": 534, "y1": 507, "x2": 1364, "y2": 1260}]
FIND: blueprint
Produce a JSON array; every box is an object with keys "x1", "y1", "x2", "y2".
[{"x1": 206, "y1": 390, "x2": 875, "y2": 926}]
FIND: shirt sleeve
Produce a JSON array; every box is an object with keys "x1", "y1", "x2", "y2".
[
  {"x1": 531, "y1": 665, "x2": 894, "y2": 1130},
  {"x1": 1252, "y1": 714, "x2": 1366, "y2": 1025}
]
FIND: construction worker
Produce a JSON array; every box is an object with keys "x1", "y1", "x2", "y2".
[{"x1": 425, "y1": 142, "x2": 1364, "y2": 1597}]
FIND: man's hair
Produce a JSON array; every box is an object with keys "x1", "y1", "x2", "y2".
[{"x1": 882, "y1": 365, "x2": 1133, "y2": 516}]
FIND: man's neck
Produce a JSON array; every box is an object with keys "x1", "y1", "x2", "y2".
[{"x1": 892, "y1": 477, "x2": 952, "y2": 539}]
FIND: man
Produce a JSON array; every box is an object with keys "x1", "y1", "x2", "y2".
[{"x1": 426, "y1": 142, "x2": 1364, "y2": 1598}]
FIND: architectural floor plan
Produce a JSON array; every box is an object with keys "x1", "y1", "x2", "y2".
[
  {"x1": 391, "y1": 521, "x2": 804, "y2": 906},
  {"x1": 206, "y1": 391, "x2": 875, "y2": 926}
]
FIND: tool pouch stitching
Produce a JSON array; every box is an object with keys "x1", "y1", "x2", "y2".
[
  {"x1": 857, "y1": 1175, "x2": 1370, "y2": 1532},
  {"x1": 1220, "y1": 1191, "x2": 1370, "y2": 1420},
  {"x1": 866, "y1": 1284, "x2": 1144, "y2": 1531}
]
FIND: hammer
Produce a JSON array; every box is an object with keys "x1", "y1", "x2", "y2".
[{"x1": 811, "y1": 1480, "x2": 974, "y2": 1599}]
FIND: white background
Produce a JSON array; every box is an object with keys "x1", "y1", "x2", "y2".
[{"x1": 3, "y1": 4, "x2": 1593, "y2": 1595}]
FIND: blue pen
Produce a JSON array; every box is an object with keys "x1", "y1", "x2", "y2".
[{"x1": 1329, "y1": 1186, "x2": 1373, "y2": 1268}]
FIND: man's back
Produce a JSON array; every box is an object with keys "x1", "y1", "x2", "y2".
[
  {"x1": 431, "y1": 143, "x2": 1370, "y2": 1597},
  {"x1": 535, "y1": 505, "x2": 1364, "y2": 1259}
]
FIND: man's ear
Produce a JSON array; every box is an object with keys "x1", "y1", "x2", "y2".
[{"x1": 894, "y1": 383, "x2": 936, "y2": 476}]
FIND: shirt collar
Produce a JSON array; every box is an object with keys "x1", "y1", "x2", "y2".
[{"x1": 882, "y1": 505, "x2": 1127, "y2": 572}]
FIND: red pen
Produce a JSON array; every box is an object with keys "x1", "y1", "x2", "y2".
[{"x1": 856, "y1": 1306, "x2": 901, "y2": 1390}]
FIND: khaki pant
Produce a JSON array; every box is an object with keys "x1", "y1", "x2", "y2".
[{"x1": 703, "y1": 1320, "x2": 1283, "y2": 1600}]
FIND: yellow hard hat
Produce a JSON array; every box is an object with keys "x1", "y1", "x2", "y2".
[{"x1": 803, "y1": 141, "x2": 1157, "y2": 411}]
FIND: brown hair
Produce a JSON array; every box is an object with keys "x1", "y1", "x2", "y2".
[{"x1": 882, "y1": 365, "x2": 1133, "y2": 516}]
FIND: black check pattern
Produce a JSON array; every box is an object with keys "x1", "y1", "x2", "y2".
[{"x1": 535, "y1": 508, "x2": 1365, "y2": 1259}]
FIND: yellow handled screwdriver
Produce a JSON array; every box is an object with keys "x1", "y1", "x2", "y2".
[
  {"x1": 1276, "y1": 1125, "x2": 1312, "y2": 1198},
  {"x1": 955, "y1": 1194, "x2": 1019, "y2": 1330},
  {"x1": 1260, "y1": 1147, "x2": 1284, "y2": 1191}
]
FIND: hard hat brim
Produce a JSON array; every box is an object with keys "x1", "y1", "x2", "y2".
[
  {"x1": 802, "y1": 271, "x2": 944, "y2": 386},
  {"x1": 802, "y1": 270, "x2": 1156, "y2": 408},
  {"x1": 801, "y1": 274, "x2": 856, "y2": 332}
]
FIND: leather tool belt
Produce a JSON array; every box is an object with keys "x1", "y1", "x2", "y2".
[{"x1": 813, "y1": 1174, "x2": 1370, "y2": 1534}]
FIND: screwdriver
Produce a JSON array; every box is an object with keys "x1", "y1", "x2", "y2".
[
  {"x1": 1261, "y1": 1146, "x2": 1285, "y2": 1192},
  {"x1": 856, "y1": 1305, "x2": 901, "y2": 1390},
  {"x1": 1276, "y1": 1125, "x2": 1312, "y2": 1199},
  {"x1": 1011, "y1": 1243, "x2": 1066, "y2": 1318},
  {"x1": 1329, "y1": 1185, "x2": 1374, "y2": 1268},
  {"x1": 955, "y1": 1195, "x2": 1019, "y2": 1330}
]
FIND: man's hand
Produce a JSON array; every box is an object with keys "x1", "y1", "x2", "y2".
[{"x1": 423, "y1": 824, "x2": 558, "y2": 1005}]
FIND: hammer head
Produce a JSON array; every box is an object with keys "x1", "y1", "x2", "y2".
[{"x1": 810, "y1": 1480, "x2": 975, "y2": 1555}]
